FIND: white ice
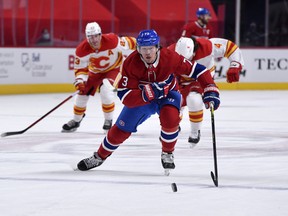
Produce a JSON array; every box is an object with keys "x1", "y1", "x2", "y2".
[{"x1": 0, "y1": 90, "x2": 288, "y2": 216}]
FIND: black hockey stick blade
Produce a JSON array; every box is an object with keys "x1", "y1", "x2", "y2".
[
  {"x1": 1, "y1": 130, "x2": 27, "y2": 137},
  {"x1": 210, "y1": 171, "x2": 218, "y2": 187}
]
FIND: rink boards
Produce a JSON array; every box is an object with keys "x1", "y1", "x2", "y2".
[{"x1": 0, "y1": 47, "x2": 287, "y2": 94}]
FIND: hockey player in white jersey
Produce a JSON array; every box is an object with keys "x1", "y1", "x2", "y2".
[
  {"x1": 62, "y1": 22, "x2": 136, "y2": 133},
  {"x1": 168, "y1": 36, "x2": 244, "y2": 147}
]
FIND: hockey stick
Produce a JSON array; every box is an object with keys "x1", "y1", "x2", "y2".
[
  {"x1": 210, "y1": 102, "x2": 219, "y2": 187},
  {"x1": 1, "y1": 91, "x2": 79, "y2": 137},
  {"x1": 103, "y1": 78, "x2": 117, "y2": 92},
  {"x1": 102, "y1": 71, "x2": 123, "y2": 92}
]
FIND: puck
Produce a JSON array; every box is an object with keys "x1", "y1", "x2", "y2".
[{"x1": 171, "y1": 183, "x2": 177, "y2": 192}]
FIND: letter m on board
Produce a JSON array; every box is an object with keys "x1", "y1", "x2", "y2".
[{"x1": 32, "y1": 53, "x2": 40, "y2": 62}]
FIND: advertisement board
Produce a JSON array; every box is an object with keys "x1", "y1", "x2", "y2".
[
  {"x1": 0, "y1": 48, "x2": 75, "y2": 84},
  {"x1": 214, "y1": 49, "x2": 288, "y2": 83},
  {"x1": 0, "y1": 48, "x2": 287, "y2": 94}
]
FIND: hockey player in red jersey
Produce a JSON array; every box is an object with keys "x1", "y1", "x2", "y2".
[
  {"x1": 77, "y1": 29, "x2": 220, "y2": 174},
  {"x1": 62, "y1": 22, "x2": 136, "y2": 132},
  {"x1": 181, "y1": 7, "x2": 213, "y2": 39},
  {"x1": 168, "y1": 36, "x2": 244, "y2": 147}
]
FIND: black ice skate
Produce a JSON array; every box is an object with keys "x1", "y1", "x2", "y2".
[
  {"x1": 102, "y1": 119, "x2": 112, "y2": 130},
  {"x1": 62, "y1": 114, "x2": 85, "y2": 132},
  {"x1": 161, "y1": 152, "x2": 175, "y2": 176},
  {"x1": 188, "y1": 130, "x2": 201, "y2": 148},
  {"x1": 77, "y1": 152, "x2": 105, "y2": 171}
]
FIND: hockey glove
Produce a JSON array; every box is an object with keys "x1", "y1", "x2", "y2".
[
  {"x1": 142, "y1": 82, "x2": 169, "y2": 102},
  {"x1": 74, "y1": 78, "x2": 86, "y2": 93},
  {"x1": 226, "y1": 61, "x2": 242, "y2": 83},
  {"x1": 203, "y1": 84, "x2": 220, "y2": 110}
]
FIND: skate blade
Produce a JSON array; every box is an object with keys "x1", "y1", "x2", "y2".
[
  {"x1": 189, "y1": 143, "x2": 197, "y2": 149},
  {"x1": 68, "y1": 163, "x2": 80, "y2": 171},
  {"x1": 61, "y1": 128, "x2": 78, "y2": 133},
  {"x1": 164, "y1": 169, "x2": 171, "y2": 176},
  {"x1": 103, "y1": 129, "x2": 109, "y2": 134}
]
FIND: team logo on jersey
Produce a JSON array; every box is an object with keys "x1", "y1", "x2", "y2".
[
  {"x1": 108, "y1": 50, "x2": 114, "y2": 56},
  {"x1": 75, "y1": 57, "x2": 80, "y2": 65},
  {"x1": 214, "y1": 44, "x2": 222, "y2": 49},
  {"x1": 90, "y1": 56, "x2": 109, "y2": 69},
  {"x1": 119, "y1": 120, "x2": 125, "y2": 126}
]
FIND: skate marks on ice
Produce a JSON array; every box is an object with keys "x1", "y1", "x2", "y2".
[
  {"x1": 1, "y1": 122, "x2": 288, "y2": 194},
  {"x1": 1, "y1": 91, "x2": 288, "y2": 215},
  {"x1": 1, "y1": 132, "x2": 287, "y2": 193},
  {"x1": 1, "y1": 128, "x2": 288, "y2": 192},
  {"x1": 1, "y1": 168, "x2": 288, "y2": 192}
]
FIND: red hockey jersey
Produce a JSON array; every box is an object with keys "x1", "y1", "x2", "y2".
[
  {"x1": 117, "y1": 47, "x2": 215, "y2": 108},
  {"x1": 182, "y1": 21, "x2": 213, "y2": 39}
]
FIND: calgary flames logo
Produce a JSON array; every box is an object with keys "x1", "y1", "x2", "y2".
[{"x1": 89, "y1": 56, "x2": 110, "y2": 70}]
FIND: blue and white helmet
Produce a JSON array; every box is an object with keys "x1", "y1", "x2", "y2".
[
  {"x1": 196, "y1": 8, "x2": 210, "y2": 17},
  {"x1": 136, "y1": 29, "x2": 160, "y2": 47}
]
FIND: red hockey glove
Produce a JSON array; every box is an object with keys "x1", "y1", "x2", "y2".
[
  {"x1": 74, "y1": 78, "x2": 86, "y2": 93},
  {"x1": 203, "y1": 84, "x2": 220, "y2": 110},
  {"x1": 226, "y1": 61, "x2": 242, "y2": 83},
  {"x1": 142, "y1": 82, "x2": 169, "y2": 102}
]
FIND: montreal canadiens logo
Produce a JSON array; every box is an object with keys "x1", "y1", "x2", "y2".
[{"x1": 119, "y1": 120, "x2": 125, "y2": 126}]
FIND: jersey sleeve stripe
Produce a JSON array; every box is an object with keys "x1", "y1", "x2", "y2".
[{"x1": 225, "y1": 41, "x2": 238, "y2": 58}]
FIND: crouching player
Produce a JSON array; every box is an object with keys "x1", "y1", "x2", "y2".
[
  {"x1": 77, "y1": 29, "x2": 220, "y2": 174},
  {"x1": 168, "y1": 36, "x2": 244, "y2": 147}
]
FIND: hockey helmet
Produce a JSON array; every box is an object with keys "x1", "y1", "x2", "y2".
[
  {"x1": 136, "y1": 29, "x2": 160, "y2": 47},
  {"x1": 85, "y1": 22, "x2": 102, "y2": 37},
  {"x1": 196, "y1": 8, "x2": 210, "y2": 17},
  {"x1": 175, "y1": 37, "x2": 195, "y2": 60}
]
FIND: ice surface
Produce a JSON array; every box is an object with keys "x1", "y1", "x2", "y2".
[{"x1": 0, "y1": 91, "x2": 288, "y2": 216}]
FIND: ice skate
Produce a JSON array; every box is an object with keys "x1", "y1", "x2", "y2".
[
  {"x1": 62, "y1": 114, "x2": 85, "y2": 132},
  {"x1": 77, "y1": 152, "x2": 105, "y2": 171},
  {"x1": 188, "y1": 130, "x2": 200, "y2": 148},
  {"x1": 161, "y1": 152, "x2": 175, "y2": 176},
  {"x1": 102, "y1": 119, "x2": 112, "y2": 130}
]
